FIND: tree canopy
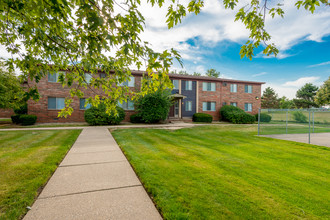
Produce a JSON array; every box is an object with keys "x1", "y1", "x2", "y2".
[
  {"x1": 0, "y1": 62, "x2": 24, "y2": 109},
  {"x1": 261, "y1": 87, "x2": 279, "y2": 109},
  {"x1": 0, "y1": 0, "x2": 328, "y2": 117},
  {"x1": 293, "y1": 83, "x2": 319, "y2": 108},
  {"x1": 315, "y1": 77, "x2": 330, "y2": 106},
  {"x1": 206, "y1": 69, "x2": 220, "y2": 78}
]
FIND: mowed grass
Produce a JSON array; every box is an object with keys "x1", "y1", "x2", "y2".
[
  {"x1": 112, "y1": 125, "x2": 330, "y2": 219},
  {"x1": 0, "y1": 130, "x2": 81, "y2": 219},
  {"x1": 260, "y1": 124, "x2": 330, "y2": 135}
]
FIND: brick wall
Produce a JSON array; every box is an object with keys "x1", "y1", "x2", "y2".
[
  {"x1": 28, "y1": 73, "x2": 141, "y2": 123},
  {"x1": 0, "y1": 109, "x2": 14, "y2": 118},
  {"x1": 198, "y1": 80, "x2": 262, "y2": 120}
]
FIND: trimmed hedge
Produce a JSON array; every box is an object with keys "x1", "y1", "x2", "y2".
[
  {"x1": 11, "y1": 114, "x2": 37, "y2": 125},
  {"x1": 192, "y1": 113, "x2": 213, "y2": 123},
  {"x1": 220, "y1": 105, "x2": 255, "y2": 124},
  {"x1": 130, "y1": 114, "x2": 143, "y2": 123},
  {"x1": 14, "y1": 103, "x2": 28, "y2": 115},
  {"x1": 84, "y1": 104, "x2": 125, "y2": 125},
  {"x1": 255, "y1": 113, "x2": 272, "y2": 122},
  {"x1": 11, "y1": 114, "x2": 22, "y2": 124},
  {"x1": 20, "y1": 115, "x2": 37, "y2": 126}
]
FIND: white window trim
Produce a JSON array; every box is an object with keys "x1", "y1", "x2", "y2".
[
  {"x1": 172, "y1": 80, "x2": 179, "y2": 90},
  {"x1": 245, "y1": 103, "x2": 252, "y2": 112},
  {"x1": 48, "y1": 97, "x2": 65, "y2": 110},
  {"x1": 230, "y1": 84, "x2": 237, "y2": 93},
  {"x1": 185, "y1": 101, "x2": 192, "y2": 111},
  {"x1": 79, "y1": 98, "x2": 91, "y2": 110},
  {"x1": 230, "y1": 102, "x2": 237, "y2": 107},
  {"x1": 203, "y1": 82, "x2": 216, "y2": 92},
  {"x1": 185, "y1": 81, "x2": 192, "y2": 91},
  {"x1": 119, "y1": 76, "x2": 135, "y2": 87},
  {"x1": 48, "y1": 71, "x2": 64, "y2": 83},
  {"x1": 245, "y1": 85, "x2": 252, "y2": 93},
  {"x1": 118, "y1": 99, "x2": 135, "y2": 110},
  {"x1": 202, "y1": 102, "x2": 216, "y2": 111}
]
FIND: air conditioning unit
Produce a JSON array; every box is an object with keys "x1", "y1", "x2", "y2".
[{"x1": 223, "y1": 82, "x2": 227, "y2": 86}]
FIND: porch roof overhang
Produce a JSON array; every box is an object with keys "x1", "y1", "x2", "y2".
[{"x1": 170, "y1": 94, "x2": 187, "y2": 99}]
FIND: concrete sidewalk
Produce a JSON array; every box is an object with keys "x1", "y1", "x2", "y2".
[{"x1": 24, "y1": 127, "x2": 162, "y2": 220}]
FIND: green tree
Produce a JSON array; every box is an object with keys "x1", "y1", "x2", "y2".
[
  {"x1": 206, "y1": 69, "x2": 220, "y2": 78},
  {"x1": 0, "y1": 62, "x2": 24, "y2": 109},
  {"x1": 294, "y1": 83, "x2": 319, "y2": 108},
  {"x1": 0, "y1": 0, "x2": 327, "y2": 117},
  {"x1": 193, "y1": 72, "x2": 201, "y2": 76},
  {"x1": 279, "y1": 96, "x2": 294, "y2": 109},
  {"x1": 315, "y1": 77, "x2": 330, "y2": 106},
  {"x1": 261, "y1": 87, "x2": 279, "y2": 109}
]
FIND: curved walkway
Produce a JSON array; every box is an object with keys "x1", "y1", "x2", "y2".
[{"x1": 24, "y1": 127, "x2": 162, "y2": 220}]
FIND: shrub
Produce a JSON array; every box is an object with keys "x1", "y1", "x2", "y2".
[
  {"x1": 135, "y1": 90, "x2": 172, "y2": 123},
  {"x1": 84, "y1": 104, "x2": 125, "y2": 125},
  {"x1": 130, "y1": 113, "x2": 143, "y2": 123},
  {"x1": 14, "y1": 103, "x2": 28, "y2": 115},
  {"x1": 192, "y1": 113, "x2": 213, "y2": 123},
  {"x1": 220, "y1": 105, "x2": 255, "y2": 124},
  {"x1": 292, "y1": 111, "x2": 308, "y2": 123},
  {"x1": 20, "y1": 115, "x2": 37, "y2": 126},
  {"x1": 255, "y1": 113, "x2": 272, "y2": 122},
  {"x1": 11, "y1": 114, "x2": 22, "y2": 124}
]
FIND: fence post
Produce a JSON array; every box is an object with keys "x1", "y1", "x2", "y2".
[
  {"x1": 308, "y1": 110, "x2": 311, "y2": 144},
  {"x1": 258, "y1": 108, "x2": 261, "y2": 136},
  {"x1": 286, "y1": 110, "x2": 288, "y2": 134},
  {"x1": 312, "y1": 111, "x2": 314, "y2": 133}
]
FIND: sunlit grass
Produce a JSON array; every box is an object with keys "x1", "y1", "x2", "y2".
[
  {"x1": 112, "y1": 125, "x2": 330, "y2": 219},
  {"x1": 0, "y1": 130, "x2": 81, "y2": 219}
]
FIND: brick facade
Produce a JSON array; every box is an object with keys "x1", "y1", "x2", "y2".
[
  {"x1": 27, "y1": 71, "x2": 264, "y2": 123},
  {"x1": 0, "y1": 108, "x2": 14, "y2": 118}
]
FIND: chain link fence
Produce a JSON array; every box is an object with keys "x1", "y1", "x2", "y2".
[{"x1": 257, "y1": 108, "x2": 330, "y2": 144}]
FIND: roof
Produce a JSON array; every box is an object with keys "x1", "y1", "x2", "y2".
[{"x1": 129, "y1": 70, "x2": 265, "y2": 85}]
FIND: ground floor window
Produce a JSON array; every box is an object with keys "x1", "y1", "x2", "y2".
[
  {"x1": 185, "y1": 101, "x2": 192, "y2": 111},
  {"x1": 118, "y1": 100, "x2": 134, "y2": 110},
  {"x1": 48, "y1": 97, "x2": 65, "y2": 110},
  {"x1": 245, "y1": 103, "x2": 252, "y2": 112},
  {"x1": 202, "y1": 102, "x2": 216, "y2": 111},
  {"x1": 230, "y1": 102, "x2": 237, "y2": 107},
  {"x1": 79, "y1": 98, "x2": 91, "y2": 110}
]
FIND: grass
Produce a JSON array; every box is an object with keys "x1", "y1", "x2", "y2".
[
  {"x1": 112, "y1": 125, "x2": 330, "y2": 219},
  {"x1": 0, "y1": 129, "x2": 81, "y2": 219},
  {"x1": 0, "y1": 118, "x2": 11, "y2": 122},
  {"x1": 0, "y1": 123, "x2": 88, "y2": 129},
  {"x1": 259, "y1": 124, "x2": 330, "y2": 135}
]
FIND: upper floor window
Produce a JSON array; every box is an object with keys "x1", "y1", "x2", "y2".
[
  {"x1": 48, "y1": 97, "x2": 65, "y2": 110},
  {"x1": 118, "y1": 99, "x2": 134, "y2": 110},
  {"x1": 185, "y1": 81, "x2": 192, "y2": 90},
  {"x1": 85, "y1": 73, "x2": 92, "y2": 84},
  {"x1": 172, "y1": 80, "x2": 179, "y2": 90},
  {"x1": 79, "y1": 98, "x2": 91, "y2": 110},
  {"x1": 203, "y1": 82, "x2": 216, "y2": 91},
  {"x1": 119, "y1": 76, "x2": 135, "y2": 87},
  {"x1": 245, "y1": 85, "x2": 252, "y2": 93},
  {"x1": 48, "y1": 71, "x2": 64, "y2": 83},
  {"x1": 185, "y1": 101, "x2": 192, "y2": 111},
  {"x1": 244, "y1": 103, "x2": 252, "y2": 112},
  {"x1": 202, "y1": 102, "x2": 216, "y2": 111},
  {"x1": 230, "y1": 84, "x2": 237, "y2": 93},
  {"x1": 230, "y1": 102, "x2": 237, "y2": 107}
]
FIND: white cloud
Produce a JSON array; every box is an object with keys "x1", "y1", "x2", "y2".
[
  {"x1": 308, "y1": 61, "x2": 330, "y2": 68},
  {"x1": 283, "y1": 76, "x2": 321, "y2": 87},
  {"x1": 262, "y1": 83, "x2": 298, "y2": 99},
  {"x1": 252, "y1": 72, "x2": 267, "y2": 77}
]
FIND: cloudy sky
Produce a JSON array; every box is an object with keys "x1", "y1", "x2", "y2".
[
  {"x1": 1, "y1": 0, "x2": 329, "y2": 99},
  {"x1": 138, "y1": 0, "x2": 330, "y2": 99}
]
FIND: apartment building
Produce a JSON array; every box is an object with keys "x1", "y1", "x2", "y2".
[{"x1": 27, "y1": 70, "x2": 264, "y2": 123}]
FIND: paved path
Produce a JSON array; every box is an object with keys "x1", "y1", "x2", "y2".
[
  {"x1": 24, "y1": 127, "x2": 162, "y2": 220},
  {"x1": 261, "y1": 132, "x2": 330, "y2": 147}
]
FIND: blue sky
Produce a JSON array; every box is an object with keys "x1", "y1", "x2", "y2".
[{"x1": 139, "y1": 0, "x2": 330, "y2": 99}]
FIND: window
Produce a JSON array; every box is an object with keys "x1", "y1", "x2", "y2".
[
  {"x1": 202, "y1": 102, "x2": 216, "y2": 111},
  {"x1": 118, "y1": 100, "x2": 134, "y2": 110},
  {"x1": 245, "y1": 85, "x2": 252, "y2": 93},
  {"x1": 85, "y1": 73, "x2": 92, "y2": 84},
  {"x1": 119, "y1": 76, "x2": 135, "y2": 87},
  {"x1": 230, "y1": 84, "x2": 237, "y2": 92},
  {"x1": 172, "y1": 80, "x2": 179, "y2": 89},
  {"x1": 48, "y1": 71, "x2": 64, "y2": 82},
  {"x1": 79, "y1": 98, "x2": 91, "y2": 110},
  {"x1": 230, "y1": 102, "x2": 237, "y2": 107},
  {"x1": 203, "y1": 82, "x2": 216, "y2": 91},
  {"x1": 185, "y1": 101, "x2": 192, "y2": 111},
  {"x1": 48, "y1": 97, "x2": 65, "y2": 110},
  {"x1": 100, "y1": 73, "x2": 106, "y2": 78},
  {"x1": 245, "y1": 103, "x2": 252, "y2": 112},
  {"x1": 185, "y1": 81, "x2": 192, "y2": 90}
]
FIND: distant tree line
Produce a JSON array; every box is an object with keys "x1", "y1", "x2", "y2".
[
  {"x1": 261, "y1": 77, "x2": 330, "y2": 109},
  {"x1": 171, "y1": 68, "x2": 220, "y2": 78}
]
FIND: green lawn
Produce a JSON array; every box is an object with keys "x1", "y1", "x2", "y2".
[
  {"x1": 0, "y1": 129, "x2": 81, "y2": 219},
  {"x1": 112, "y1": 125, "x2": 330, "y2": 219},
  {"x1": 259, "y1": 124, "x2": 330, "y2": 135}
]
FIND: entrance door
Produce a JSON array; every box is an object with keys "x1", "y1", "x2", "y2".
[{"x1": 174, "y1": 100, "x2": 179, "y2": 118}]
